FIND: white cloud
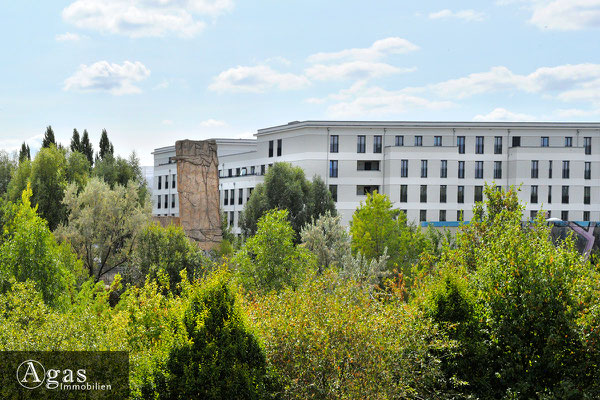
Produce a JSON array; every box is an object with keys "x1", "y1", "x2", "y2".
[
  {"x1": 64, "y1": 61, "x2": 151, "y2": 95},
  {"x1": 55, "y1": 32, "x2": 85, "y2": 41},
  {"x1": 307, "y1": 37, "x2": 419, "y2": 63},
  {"x1": 428, "y1": 9, "x2": 486, "y2": 21},
  {"x1": 208, "y1": 65, "x2": 310, "y2": 93},
  {"x1": 312, "y1": 81, "x2": 454, "y2": 118},
  {"x1": 265, "y1": 56, "x2": 292, "y2": 67},
  {"x1": 425, "y1": 63, "x2": 600, "y2": 103},
  {"x1": 498, "y1": 0, "x2": 600, "y2": 30},
  {"x1": 153, "y1": 80, "x2": 170, "y2": 90},
  {"x1": 62, "y1": 0, "x2": 233, "y2": 38},
  {"x1": 199, "y1": 118, "x2": 227, "y2": 127},
  {"x1": 473, "y1": 108, "x2": 537, "y2": 121},
  {"x1": 0, "y1": 134, "x2": 44, "y2": 153},
  {"x1": 305, "y1": 61, "x2": 415, "y2": 81},
  {"x1": 162, "y1": 119, "x2": 173, "y2": 125}
]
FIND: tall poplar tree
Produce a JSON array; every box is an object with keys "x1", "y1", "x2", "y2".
[
  {"x1": 70, "y1": 129, "x2": 82, "y2": 153},
  {"x1": 81, "y1": 130, "x2": 94, "y2": 166},
  {"x1": 98, "y1": 129, "x2": 114, "y2": 160},
  {"x1": 18, "y1": 142, "x2": 30, "y2": 162},
  {"x1": 41, "y1": 126, "x2": 56, "y2": 148}
]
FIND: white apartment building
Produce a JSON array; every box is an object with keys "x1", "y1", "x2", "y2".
[{"x1": 153, "y1": 121, "x2": 600, "y2": 235}]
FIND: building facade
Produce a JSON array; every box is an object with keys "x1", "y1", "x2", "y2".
[{"x1": 153, "y1": 121, "x2": 600, "y2": 235}]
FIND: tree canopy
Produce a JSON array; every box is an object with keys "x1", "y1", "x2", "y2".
[{"x1": 41, "y1": 125, "x2": 56, "y2": 148}]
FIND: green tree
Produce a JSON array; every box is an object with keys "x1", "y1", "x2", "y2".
[
  {"x1": 29, "y1": 145, "x2": 68, "y2": 230},
  {"x1": 300, "y1": 211, "x2": 350, "y2": 273},
  {"x1": 234, "y1": 209, "x2": 315, "y2": 293},
  {"x1": 6, "y1": 159, "x2": 31, "y2": 203},
  {"x1": 65, "y1": 151, "x2": 91, "y2": 191},
  {"x1": 0, "y1": 185, "x2": 82, "y2": 306},
  {"x1": 18, "y1": 142, "x2": 30, "y2": 163},
  {"x1": 98, "y1": 129, "x2": 114, "y2": 160},
  {"x1": 93, "y1": 152, "x2": 148, "y2": 204},
  {"x1": 152, "y1": 269, "x2": 276, "y2": 399},
  {"x1": 70, "y1": 128, "x2": 82, "y2": 153},
  {"x1": 41, "y1": 125, "x2": 56, "y2": 148},
  {"x1": 81, "y1": 129, "x2": 94, "y2": 166},
  {"x1": 349, "y1": 191, "x2": 425, "y2": 275},
  {"x1": 0, "y1": 151, "x2": 16, "y2": 197},
  {"x1": 56, "y1": 178, "x2": 151, "y2": 282},
  {"x1": 240, "y1": 162, "x2": 335, "y2": 237}
]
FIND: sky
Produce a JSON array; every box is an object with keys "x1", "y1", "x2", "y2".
[{"x1": 1, "y1": 0, "x2": 600, "y2": 165}]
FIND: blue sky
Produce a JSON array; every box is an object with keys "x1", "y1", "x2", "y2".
[{"x1": 1, "y1": 0, "x2": 600, "y2": 165}]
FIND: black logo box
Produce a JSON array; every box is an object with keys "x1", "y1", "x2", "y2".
[{"x1": 0, "y1": 351, "x2": 129, "y2": 400}]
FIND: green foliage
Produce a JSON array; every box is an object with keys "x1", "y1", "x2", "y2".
[
  {"x1": 349, "y1": 191, "x2": 426, "y2": 276},
  {"x1": 18, "y1": 142, "x2": 30, "y2": 163},
  {"x1": 234, "y1": 209, "x2": 315, "y2": 293},
  {"x1": 300, "y1": 211, "x2": 350, "y2": 273},
  {"x1": 29, "y1": 145, "x2": 68, "y2": 230},
  {"x1": 246, "y1": 270, "x2": 459, "y2": 400},
  {"x1": 6, "y1": 158, "x2": 31, "y2": 202},
  {"x1": 70, "y1": 128, "x2": 81, "y2": 153},
  {"x1": 98, "y1": 129, "x2": 114, "y2": 160},
  {"x1": 0, "y1": 150, "x2": 16, "y2": 197},
  {"x1": 41, "y1": 125, "x2": 56, "y2": 148},
  {"x1": 419, "y1": 185, "x2": 600, "y2": 399},
  {"x1": 240, "y1": 163, "x2": 336, "y2": 237},
  {"x1": 0, "y1": 185, "x2": 82, "y2": 307},
  {"x1": 80, "y1": 129, "x2": 94, "y2": 166},
  {"x1": 57, "y1": 178, "x2": 151, "y2": 282},
  {"x1": 151, "y1": 269, "x2": 276, "y2": 399},
  {"x1": 130, "y1": 223, "x2": 209, "y2": 293},
  {"x1": 93, "y1": 152, "x2": 148, "y2": 204},
  {"x1": 65, "y1": 151, "x2": 91, "y2": 191}
]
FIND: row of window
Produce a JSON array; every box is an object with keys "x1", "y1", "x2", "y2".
[
  {"x1": 268, "y1": 139, "x2": 283, "y2": 157},
  {"x1": 156, "y1": 174, "x2": 176, "y2": 190},
  {"x1": 220, "y1": 164, "x2": 273, "y2": 178},
  {"x1": 222, "y1": 187, "x2": 254, "y2": 206},
  {"x1": 415, "y1": 210, "x2": 590, "y2": 222},
  {"x1": 329, "y1": 135, "x2": 593, "y2": 154},
  {"x1": 399, "y1": 184, "x2": 591, "y2": 205},
  {"x1": 156, "y1": 194, "x2": 176, "y2": 209}
]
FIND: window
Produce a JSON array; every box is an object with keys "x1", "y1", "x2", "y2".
[
  {"x1": 457, "y1": 136, "x2": 465, "y2": 154},
  {"x1": 247, "y1": 187, "x2": 253, "y2": 201},
  {"x1": 401, "y1": 160, "x2": 408, "y2": 177},
  {"x1": 458, "y1": 161, "x2": 465, "y2": 179},
  {"x1": 395, "y1": 135, "x2": 404, "y2": 146},
  {"x1": 531, "y1": 160, "x2": 539, "y2": 179},
  {"x1": 494, "y1": 161, "x2": 502, "y2": 179},
  {"x1": 440, "y1": 160, "x2": 448, "y2": 178},
  {"x1": 434, "y1": 136, "x2": 442, "y2": 146},
  {"x1": 158, "y1": 176, "x2": 162, "y2": 190},
  {"x1": 241, "y1": 167, "x2": 247, "y2": 176},
  {"x1": 565, "y1": 136, "x2": 573, "y2": 147},
  {"x1": 415, "y1": 136, "x2": 423, "y2": 146},
  {"x1": 530, "y1": 210, "x2": 537, "y2": 220},
  {"x1": 357, "y1": 160, "x2": 380, "y2": 171},
  {"x1": 475, "y1": 136, "x2": 484, "y2": 154},
  {"x1": 457, "y1": 186, "x2": 464, "y2": 203},
  {"x1": 229, "y1": 211, "x2": 234, "y2": 226},
  {"x1": 236, "y1": 167, "x2": 240, "y2": 176},
  {"x1": 440, "y1": 185, "x2": 447, "y2": 203},
  {"x1": 549, "y1": 161, "x2": 553, "y2": 179},
  {"x1": 512, "y1": 136, "x2": 521, "y2": 147},
  {"x1": 420, "y1": 210, "x2": 427, "y2": 222},
  {"x1": 329, "y1": 185, "x2": 338, "y2": 202},
  {"x1": 157, "y1": 195, "x2": 161, "y2": 209},
  {"x1": 494, "y1": 136, "x2": 502, "y2": 154},
  {"x1": 562, "y1": 161, "x2": 570, "y2": 179},
  {"x1": 260, "y1": 165, "x2": 265, "y2": 175},
  {"x1": 584, "y1": 211, "x2": 590, "y2": 222},
  {"x1": 421, "y1": 160, "x2": 428, "y2": 178},
  {"x1": 531, "y1": 185, "x2": 538, "y2": 204},
  {"x1": 238, "y1": 188, "x2": 243, "y2": 205},
  {"x1": 400, "y1": 185, "x2": 408, "y2": 202},
  {"x1": 357, "y1": 135, "x2": 366, "y2": 153},
  {"x1": 585, "y1": 137, "x2": 592, "y2": 155},
  {"x1": 561, "y1": 210, "x2": 569, "y2": 221},
  {"x1": 230, "y1": 189, "x2": 234, "y2": 205},
  {"x1": 420, "y1": 185, "x2": 427, "y2": 203},
  {"x1": 277, "y1": 139, "x2": 282, "y2": 156},
  {"x1": 548, "y1": 186, "x2": 552, "y2": 203},
  {"x1": 329, "y1": 160, "x2": 338, "y2": 178},
  {"x1": 224, "y1": 190, "x2": 228, "y2": 206},
  {"x1": 228, "y1": 168, "x2": 233, "y2": 177},
  {"x1": 164, "y1": 195, "x2": 168, "y2": 209},
  {"x1": 585, "y1": 162, "x2": 591, "y2": 179},
  {"x1": 172, "y1": 194, "x2": 176, "y2": 209},
  {"x1": 165, "y1": 175, "x2": 169, "y2": 189},
  {"x1": 475, "y1": 186, "x2": 483, "y2": 202},
  {"x1": 357, "y1": 185, "x2": 379, "y2": 196},
  {"x1": 541, "y1": 137, "x2": 549, "y2": 147},
  {"x1": 251, "y1": 166, "x2": 255, "y2": 175},
  {"x1": 330, "y1": 135, "x2": 339, "y2": 153},
  {"x1": 562, "y1": 186, "x2": 569, "y2": 204},
  {"x1": 439, "y1": 210, "x2": 446, "y2": 222},
  {"x1": 475, "y1": 161, "x2": 483, "y2": 179},
  {"x1": 457, "y1": 210, "x2": 464, "y2": 221},
  {"x1": 584, "y1": 186, "x2": 591, "y2": 205},
  {"x1": 373, "y1": 135, "x2": 382, "y2": 153},
  {"x1": 172, "y1": 174, "x2": 176, "y2": 189},
  {"x1": 268, "y1": 140, "x2": 274, "y2": 157}
]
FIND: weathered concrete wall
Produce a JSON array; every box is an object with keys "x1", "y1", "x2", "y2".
[{"x1": 175, "y1": 139, "x2": 222, "y2": 250}]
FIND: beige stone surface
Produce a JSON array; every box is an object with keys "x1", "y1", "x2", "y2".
[{"x1": 175, "y1": 139, "x2": 222, "y2": 250}]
